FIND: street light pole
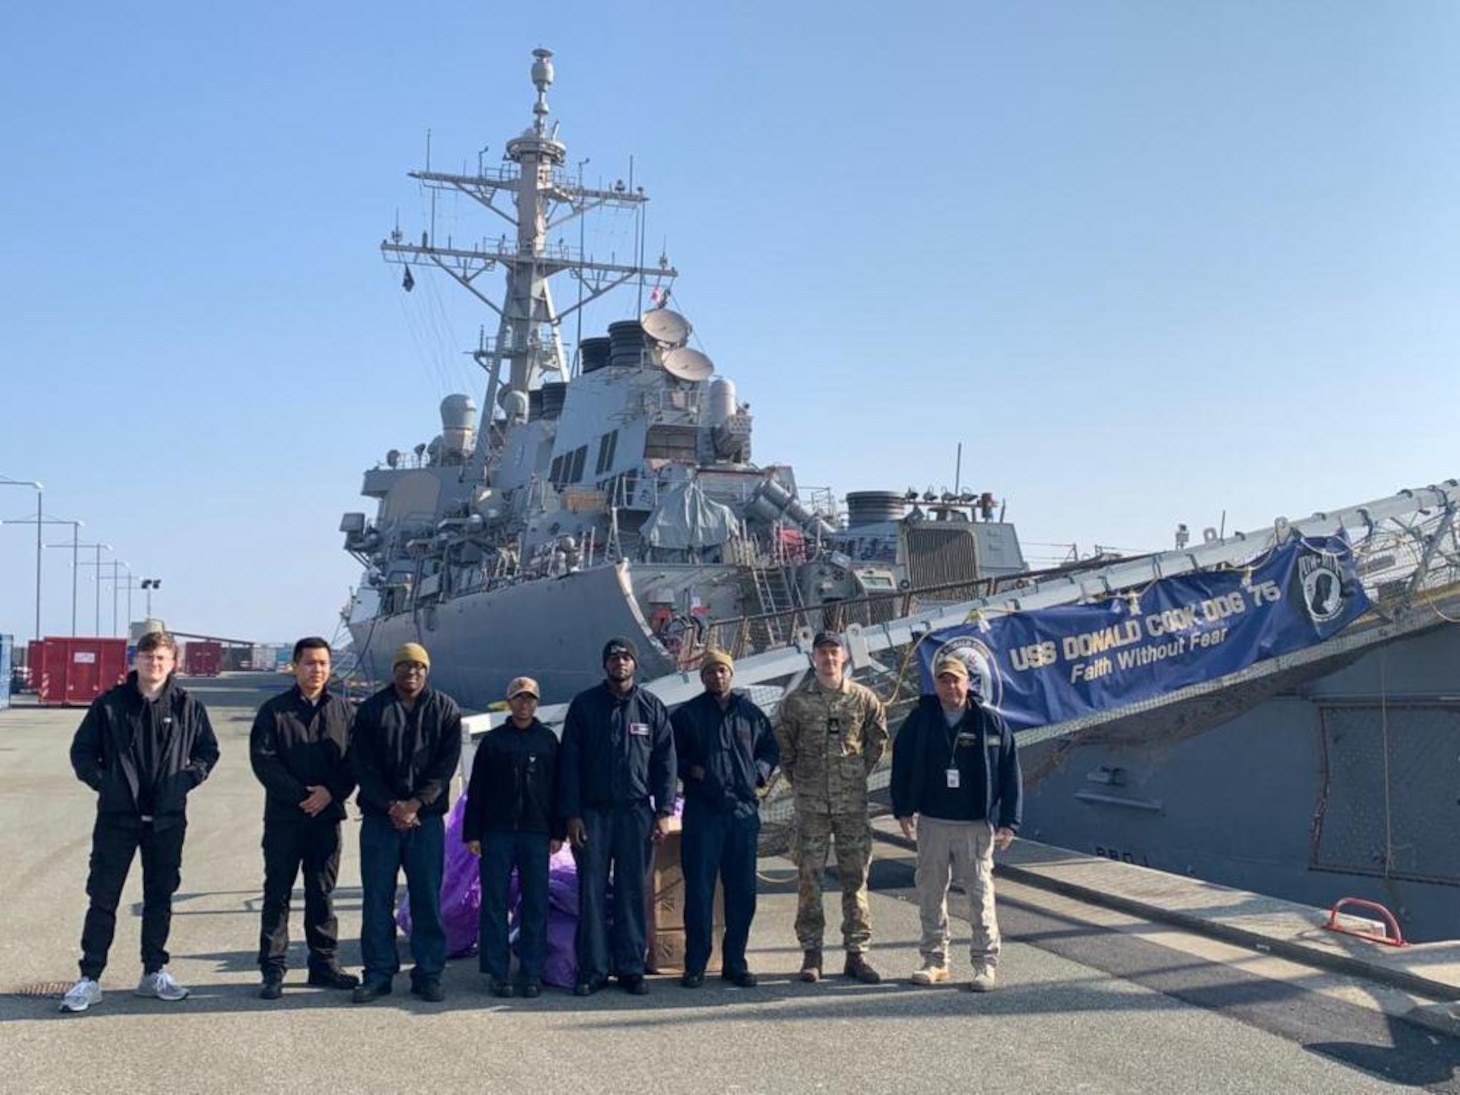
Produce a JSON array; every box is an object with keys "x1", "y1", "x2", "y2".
[
  {"x1": 98, "y1": 561, "x2": 131, "y2": 637},
  {"x1": 73, "y1": 544, "x2": 113, "y2": 635},
  {"x1": 30, "y1": 519, "x2": 85, "y2": 637},
  {"x1": 0, "y1": 477, "x2": 44, "y2": 641},
  {"x1": 141, "y1": 577, "x2": 162, "y2": 619}
]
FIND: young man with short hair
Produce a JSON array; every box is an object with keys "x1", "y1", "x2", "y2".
[
  {"x1": 61, "y1": 631, "x2": 220, "y2": 1013},
  {"x1": 774, "y1": 631, "x2": 888, "y2": 984},
  {"x1": 249, "y1": 636, "x2": 359, "y2": 999}
]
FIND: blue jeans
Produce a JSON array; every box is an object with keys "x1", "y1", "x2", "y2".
[
  {"x1": 573, "y1": 802, "x2": 652, "y2": 982},
  {"x1": 359, "y1": 813, "x2": 445, "y2": 985},
  {"x1": 479, "y1": 829, "x2": 550, "y2": 982},
  {"x1": 681, "y1": 800, "x2": 760, "y2": 976}
]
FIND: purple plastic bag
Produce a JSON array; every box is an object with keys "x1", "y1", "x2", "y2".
[
  {"x1": 395, "y1": 794, "x2": 483, "y2": 958},
  {"x1": 542, "y1": 845, "x2": 579, "y2": 987}
]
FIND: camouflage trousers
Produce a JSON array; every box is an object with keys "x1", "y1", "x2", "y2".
[{"x1": 792, "y1": 805, "x2": 872, "y2": 953}]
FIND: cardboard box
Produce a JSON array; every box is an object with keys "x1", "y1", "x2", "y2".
[{"x1": 646, "y1": 825, "x2": 725, "y2": 974}]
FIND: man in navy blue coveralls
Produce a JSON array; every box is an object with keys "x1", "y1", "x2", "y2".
[
  {"x1": 558, "y1": 637, "x2": 676, "y2": 996},
  {"x1": 671, "y1": 648, "x2": 778, "y2": 987}
]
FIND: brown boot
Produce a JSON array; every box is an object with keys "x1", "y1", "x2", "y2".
[
  {"x1": 844, "y1": 952, "x2": 882, "y2": 984},
  {"x1": 798, "y1": 949, "x2": 823, "y2": 983}
]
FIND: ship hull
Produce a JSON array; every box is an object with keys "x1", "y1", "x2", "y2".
[
  {"x1": 349, "y1": 562, "x2": 678, "y2": 708},
  {"x1": 1021, "y1": 620, "x2": 1460, "y2": 942}
]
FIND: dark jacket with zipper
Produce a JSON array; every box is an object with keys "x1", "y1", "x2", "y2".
[
  {"x1": 890, "y1": 694, "x2": 1022, "y2": 831},
  {"x1": 672, "y1": 689, "x2": 779, "y2": 816},
  {"x1": 249, "y1": 684, "x2": 355, "y2": 824},
  {"x1": 350, "y1": 684, "x2": 462, "y2": 819},
  {"x1": 462, "y1": 718, "x2": 563, "y2": 841},
  {"x1": 557, "y1": 681, "x2": 676, "y2": 818},
  {"x1": 69, "y1": 671, "x2": 220, "y2": 830}
]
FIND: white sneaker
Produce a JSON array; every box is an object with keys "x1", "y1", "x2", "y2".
[
  {"x1": 910, "y1": 960, "x2": 951, "y2": 985},
  {"x1": 968, "y1": 965, "x2": 998, "y2": 993},
  {"x1": 136, "y1": 967, "x2": 189, "y2": 1001},
  {"x1": 59, "y1": 977, "x2": 102, "y2": 1013}
]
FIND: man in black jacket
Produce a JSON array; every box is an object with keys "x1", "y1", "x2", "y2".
[
  {"x1": 349, "y1": 642, "x2": 462, "y2": 1004},
  {"x1": 60, "y1": 631, "x2": 219, "y2": 1013},
  {"x1": 558, "y1": 637, "x2": 676, "y2": 996},
  {"x1": 890, "y1": 655, "x2": 1021, "y2": 993},
  {"x1": 671, "y1": 649, "x2": 778, "y2": 988},
  {"x1": 249, "y1": 636, "x2": 359, "y2": 999},
  {"x1": 463, "y1": 675, "x2": 563, "y2": 998}
]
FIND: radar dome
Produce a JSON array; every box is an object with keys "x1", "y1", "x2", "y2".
[{"x1": 502, "y1": 390, "x2": 530, "y2": 420}]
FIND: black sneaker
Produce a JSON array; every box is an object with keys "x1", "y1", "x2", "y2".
[
  {"x1": 258, "y1": 974, "x2": 284, "y2": 1000},
  {"x1": 351, "y1": 980, "x2": 392, "y2": 1004},
  {"x1": 619, "y1": 975, "x2": 649, "y2": 996},
  {"x1": 520, "y1": 981, "x2": 542, "y2": 999},
  {"x1": 573, "y1": 976, "x2": 603, "y2": 997},
  {"x1": 307, "y1": 966, "x2": 360, "y2": 990},
  {"x1": 680, "y1": 971, "x2": 705, "y2": 988},
  {"x1": 721, "y1": 969, "x2": 758, "y2": 988}
]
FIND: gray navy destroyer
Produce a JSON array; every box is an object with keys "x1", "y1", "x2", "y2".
[
  {"x1": 344, "y1": 49, "x2": 1460, "y2": 945},
  {"x1": 341, "y1": 49, "x2": 1030, "y2": 708}
]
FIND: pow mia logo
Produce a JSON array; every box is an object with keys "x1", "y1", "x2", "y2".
[
  {"x1": 1297, "y1": 551, "x2": 1345, "y2": 624},
  {"x1": 931, "y1": 635, "x2": 1002, "y2": 709}
]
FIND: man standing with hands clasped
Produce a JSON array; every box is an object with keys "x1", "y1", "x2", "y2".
[
  {"x1": 249, "y1": 637, "x2": 359, "y2": 999},
  {"x1": 671, "y1": 649, "x2": 778, "y2": 988},
  {"x1": 891, "y1": 654, "x2": 1021, "y2": 992},
  {"x1": 558, "y1": 637, "x2": 675, "y2": 997},
  {"x1": 350, "y1": 642, "x2": 462, "y2": 1004},
  {"x1": 463, "y1": 675, "x2": 562, "y2": 999}
]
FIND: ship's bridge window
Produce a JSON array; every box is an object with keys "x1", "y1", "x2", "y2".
[
  {"x1": 569, "y1": 444, "x2": 588, "y2": 484},
  {"x1": 596, "y1": 430, "x2": 619, "y2": 474}
]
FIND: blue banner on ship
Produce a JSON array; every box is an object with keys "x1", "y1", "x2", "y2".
[{"x1": 919, "y1": 536, "x2": 1369, "y2": 732}]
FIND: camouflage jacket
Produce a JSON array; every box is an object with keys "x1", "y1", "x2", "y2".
[{"x1": 774, "y1": 675, "x2": 888, "y2": 813}]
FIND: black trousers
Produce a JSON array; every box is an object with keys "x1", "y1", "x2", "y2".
[
  {"x1": 258, "y1": 817, "x2": 343, "y2": 974},
  {"x1": 79, "y1": 816, "x2": 186, "y2": 980},
  {"x1": 573, "y1": 802, "x2": 652, "y2": 983}
]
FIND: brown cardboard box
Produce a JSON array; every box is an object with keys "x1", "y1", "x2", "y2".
[{"x1": 645, "y1": 824, "x2": 725, "y2": 974}]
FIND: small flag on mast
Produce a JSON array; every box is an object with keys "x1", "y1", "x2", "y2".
[{"x1": 402, "y1": 266, "x2": 415, "y2": 292}]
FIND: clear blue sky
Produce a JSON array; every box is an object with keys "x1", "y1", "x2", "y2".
[{"x1": 2, "y1": 1, "x2": 1457, "y2": 645}]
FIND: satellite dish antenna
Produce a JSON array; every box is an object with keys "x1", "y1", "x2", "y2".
[
  {"x1": 661, "y1": 347, "x2": 715, "y2": 382},
  {"x1": 640, "y1": 308, "x2": 692, "y2": 348}
]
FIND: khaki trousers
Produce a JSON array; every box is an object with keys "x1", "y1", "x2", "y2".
[{"x1": 915, "y1": 816, "x2": 999, "y2": 968}]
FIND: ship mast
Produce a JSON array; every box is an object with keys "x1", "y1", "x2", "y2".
[{"x1": 380, "y1": 48, "x2": 677, "y2": 481}]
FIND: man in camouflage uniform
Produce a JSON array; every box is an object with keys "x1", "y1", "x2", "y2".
[{"x1": 774, "y1": 631, "x2": 889, "y2": 983}]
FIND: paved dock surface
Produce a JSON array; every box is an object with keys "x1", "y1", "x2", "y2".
[{"x1": 3, "y1": 673, "x2": 1458, "y2": 1094}]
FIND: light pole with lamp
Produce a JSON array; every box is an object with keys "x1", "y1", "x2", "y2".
[
  {"x1": 72, "y1": 544, "x2": 113, "y2": 636},
  {"x1": 140, "y1": 578, "x2": 162, "y2": 620},
  {"x1": 41, "y1": 520, "x2": 86, "y2": 636},
  {"x1": 0, "y1": 477, "x2": 43, "y2": 641},
  {"x1": 97, "y1": 561, "x2": 132, "y2": 637}
]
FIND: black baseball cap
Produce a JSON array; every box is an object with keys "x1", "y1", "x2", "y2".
[{"x1": 812, "y1": 631, "x2": 845, "y2": 649}]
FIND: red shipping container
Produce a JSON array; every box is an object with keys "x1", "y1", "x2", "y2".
[
  {"x1": 184, "y1": 641, "x2": 222, "y2": 677},
  {"x1": 26, "y1": 639, "x2": 42, "y2": 691},
  {"x1": 36, "y1": 637, "x2": 128, "y2": 707}
]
